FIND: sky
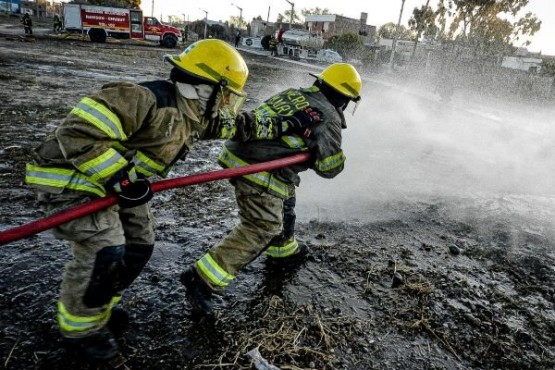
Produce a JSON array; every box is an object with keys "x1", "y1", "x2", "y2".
[{"x1": 144, "y1": 0, "x2": 555, "y2": 55}]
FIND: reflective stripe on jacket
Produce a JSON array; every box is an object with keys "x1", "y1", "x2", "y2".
[
  {"x1": 26, "y1": 80, "x2": 283, "y2": 197},
  {"x1": 25, "y1": 163, "x2": 106, "y2": 197},
  {"x1": 219, "y1": 86, "x2": 346, "y2": 197},
  {"x1": 218, "y1": 145, "x2": 290, "y2": 198}
]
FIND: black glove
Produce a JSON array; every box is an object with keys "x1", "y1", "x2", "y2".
[
  {"x1": 280, "y1": 107, "x2": 323, "y2": 137},
  {"x1": 107, "y1": 165, "x2": 153, "y2": 208}
]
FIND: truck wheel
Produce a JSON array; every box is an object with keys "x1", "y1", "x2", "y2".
[
  {"x1": 162, "y1": 34, "x2": 177, "y2": 49},
  {"x1": 89, "y1": 28, "x2": 107, "y2": 43}
]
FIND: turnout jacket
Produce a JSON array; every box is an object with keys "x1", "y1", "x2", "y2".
[
  {"x1": 26, "y1": 81, "x2": 283, "y2": 198},
  {"x1": 219, "y1": 85, "x2": 346, "y2": 198}
]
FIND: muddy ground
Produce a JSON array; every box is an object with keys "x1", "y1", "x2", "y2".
[{"x1": 1, "y1": 28, "x2": 555, "y2": 370}]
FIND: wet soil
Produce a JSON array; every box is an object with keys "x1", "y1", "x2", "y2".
[{"x1": 1, "y1": 33, "x2": 555, "y2": 370}]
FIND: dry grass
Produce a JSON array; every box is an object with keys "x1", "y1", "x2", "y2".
[{"x1": 194, "y1": 296, "x2": 373, "y2": 369}]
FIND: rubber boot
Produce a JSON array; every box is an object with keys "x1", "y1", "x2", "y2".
[
  {"x1": 180, "y1": 267, "x2": 215, "y2": 316},
  {"x1": 64, "y1": 327, "x2": 120, "y2": 361},
  {"x1": 266, "y1": 236, "x2": 310, "y2": 268},
  {"x1": 107, "y1": 307, "x2": 129, "y2": 339}
]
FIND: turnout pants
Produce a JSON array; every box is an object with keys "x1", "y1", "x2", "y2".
[
  {"x1": 41, "y1": 192, "x2": 155, "y2": 338},
  {"x1": 194, "y1": 180, "x2": 299, "y2": 291}
]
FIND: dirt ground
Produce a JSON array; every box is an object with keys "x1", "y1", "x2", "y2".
[{"x1": 1, "y1": 25, "x2": 555, "y2": 370}]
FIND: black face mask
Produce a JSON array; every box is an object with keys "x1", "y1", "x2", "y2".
[{"x1": 314, "y1": 80, "x2": 351, "y2": 110}]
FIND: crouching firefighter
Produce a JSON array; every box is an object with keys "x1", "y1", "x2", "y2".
[
  {"x1": 24, "y1": 39, "x2": 321, "y2": 361},
  {"x1": 180, "y1": 63, "x2": 363, "y2": 316}
]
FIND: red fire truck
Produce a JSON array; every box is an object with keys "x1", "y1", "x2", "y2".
[{"x1": 63, "y1": 3, "x2": 182, "y2": 48}]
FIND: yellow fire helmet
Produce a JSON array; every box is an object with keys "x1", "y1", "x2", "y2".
[
  {"x1": 164, "y1": 39, "x2": 249, "y2": 96},
  {"x1": 310, "y1": 63, "x2": 362, "y2": 101}
]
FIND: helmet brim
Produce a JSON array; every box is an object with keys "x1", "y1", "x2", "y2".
[
  {"x1": 310, "y1": 72, "x2": 360, "y2": 101},
  {"x1": 164, "y1": 54, "x2": 246, "y2": 97}
]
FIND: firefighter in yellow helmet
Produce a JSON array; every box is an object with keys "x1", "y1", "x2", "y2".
[
  {"x1": 24, "y1": 39, "x2": 321, "y2": 361},
  {"x1": 180, "y1": 63, "x2": 362, "y2": 316}
]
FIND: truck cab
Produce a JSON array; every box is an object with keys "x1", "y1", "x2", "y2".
[{"x1": 143, "y1": 16, "x2": 181, "y2": 48}]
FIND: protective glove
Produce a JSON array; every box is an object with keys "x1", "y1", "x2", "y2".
[
  {"x1": 280, "y1": 107, "x2": 323, "y2": 138},
  {"x1": 107, "y1": 165, "x2": 153, "y2": 208}
]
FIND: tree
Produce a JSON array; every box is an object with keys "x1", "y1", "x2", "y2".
[
  {"x1": 278, "y1": 8, "x2": 302, "y2": 26},
  {"x1": 408, "y1": 1, "x2": 439, "y2": 60},
  {"x1": 324, "y1": 33, "x2": 361, "y2": 58},
  {"x1": 541, "y1": 58, "x2": 555, "y2": 77},
  {"x1": 409, "y1": 1, "x2": 438, "y2": 42},
  {"x1": 229, "y1": 15, "x2": 247, "y2": 29},
  {"x1": 377, "y1": 22, "x2": 414, "y2": 41},
  {"x1": 324, "y1": 32, "x2": 375, "y2": 66},
  {"x1": 437, "y1": 0, "x2": 541, "y2": 49}
]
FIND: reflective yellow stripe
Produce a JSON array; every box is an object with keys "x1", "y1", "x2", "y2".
[
  {"x1": 266, "y1": 237, "x2": 299, "y2": 258},
  {"x1": 57, "y1": 301, "x2": 107, "y2": 333},
  {"x1": 281, "y1": 134, "x2": 307, "y2": 149},
  {"x1": 316, "y1": 151, "x2": 345, "y2": 172},
  {"x1": 70, "y1": 97, "x2": 127, "y2": 140},
  {"x1": 253, "y1": 106, "x2": 278, "y2": 139},
  {"x1": 57, "y1": 296, "x2": 121, "y2": 333},
  {"x1": 218, "y1": 146, "x2": 289, "y2": 197},
  {"x1": 112, "y1": 141, "x2": 128, "y2": 153},
  {"x1": 134, "y1": 150, "x2": 165, "y2": 177},
  {"x1": 77, "y1": 148, "x2": 128, "y2": 182},
  {"x1": 197, "y1": 62, "x2": 242, "y2": 92},
  {"x1": 25, "y1": 163, "x2": 106, "y2": 197},
  {"x1": 196, "y1": 253, "x2": 235, "y2": 287},
  {"x1": 217, "y1": 108, "x2": 238, "y2": 139}
]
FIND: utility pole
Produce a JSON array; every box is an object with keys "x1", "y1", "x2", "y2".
[
  {"x1": 201, "y1": 9, "x2": 208, "y2": 39},
  {"x1": 231, "y1": 3, "x2": 243, "y2": 28},
  {"x1": 285, "y1": 0, "x2": 294, "y2": 30},
  {"x1": 151, "y1": 0, "x2": 154, "y2": 17},
  {"x1": 389, "y1": 0, "x2": 406, "y2": 71}
]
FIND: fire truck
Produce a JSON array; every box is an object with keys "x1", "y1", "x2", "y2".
[{"x1": 63, "y1": 3, "x2": 182, "y2": 48}]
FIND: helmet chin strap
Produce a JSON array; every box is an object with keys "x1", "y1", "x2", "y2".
[{"x1": 203, "y1": 80, "x2": 227, "y2": 120}]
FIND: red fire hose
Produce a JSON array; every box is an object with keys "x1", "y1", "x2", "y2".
[{"x1": 0, "y1": 153, "x2": 310, "y2": 246}]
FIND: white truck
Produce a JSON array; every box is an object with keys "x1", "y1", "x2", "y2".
[{"x1": 278, "y1": 29, "x2": 342, "y2": 63}]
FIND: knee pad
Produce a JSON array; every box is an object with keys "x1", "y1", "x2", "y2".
[
  {"x1": 124, "y1": 244, "x2": 154, "y2": 267},
  {"x1": 83, "y1": 245, "x2": 125, "y2": 308},
  {"x1": 115, "y1": 244, "x2": 154, "y2": 292}
]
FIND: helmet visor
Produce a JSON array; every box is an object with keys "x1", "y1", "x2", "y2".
[
  {"x1": 218, "y1": 87, "x2": 246, "y2": 116},
  {"x1": 345, "y1": 96, "x2": 361, "y2": 116}
]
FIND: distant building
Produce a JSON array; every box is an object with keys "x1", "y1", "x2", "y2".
[
  {"x1": 305, "y1": 12, "x2": 376, "y2": 44},
  {"x1": 0, "y1": 0, "x2": 21, "y2": 13},
  {"x1": 20, "y1": 0, "x2": 47, "y2": 17},
  {"x1": 205, "y1": 19, "x2": 226, "y2": 28},
  {"x1": 379, "y1": 38, "x2": 416, "y2": 51},
  {"x1": 249, "y1": 18, "x2": 275, "y2": 37},
  {"x1": 502, "y1": 56, "x2": 543, "y2": 73}
]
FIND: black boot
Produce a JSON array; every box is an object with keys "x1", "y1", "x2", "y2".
[
  {"x1": 265, "y1": 242, "x2": 310, "y2": 269},
  {"x1": 64, "y1": 327, "x2": 120, "y2": 361},
  {"x1": 266, "y1": 235, "x2": 310, "y2": 269},
  {"x1": 107, "y1": 307, "x2": 129, "y2": 339},
  {"x1": 180, "y1": 267, "x2": 215, "y2": 316}
]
